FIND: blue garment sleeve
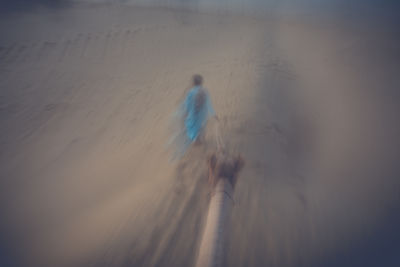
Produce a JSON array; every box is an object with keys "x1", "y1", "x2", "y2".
[{"x1": 184, "y1": 88, "x2": 195, "y2": 112}]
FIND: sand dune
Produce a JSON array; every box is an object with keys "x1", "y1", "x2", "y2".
[{"x1": 0, "y1": 2, "x2": 399, "y2": 267}]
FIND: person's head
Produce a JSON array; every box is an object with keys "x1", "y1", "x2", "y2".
[{"x1": 193, "y1": 74, "x2": 203, "y2": 86}]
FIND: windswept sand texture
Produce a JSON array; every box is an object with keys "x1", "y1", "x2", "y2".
[{"x1": 0, "y1": 2, "x2": 399, "y2": 267}]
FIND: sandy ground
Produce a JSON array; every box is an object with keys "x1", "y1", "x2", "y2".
[{"x1": 0, "y1": 3, "x2": 399, "y2": 267}]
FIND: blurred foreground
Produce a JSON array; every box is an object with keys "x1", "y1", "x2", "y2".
[{"x1": 0, "y1": 2, "x2": 399, "y2": 267}]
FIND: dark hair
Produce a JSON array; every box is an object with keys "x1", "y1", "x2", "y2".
[{"x1": 193, "y1": 74, "x2": 203, "y2": 86}]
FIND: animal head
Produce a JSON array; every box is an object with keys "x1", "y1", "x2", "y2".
[{"x1": 208, "y1": 152, "x2": 245, "y2": 188}]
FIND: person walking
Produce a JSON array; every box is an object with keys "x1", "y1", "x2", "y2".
[
  {"x1": 183, "y1": 74, "x2": 217, "y2": 144},
  {"x1": 170, "y1": 74, "x2": 218, "y2": 159}
]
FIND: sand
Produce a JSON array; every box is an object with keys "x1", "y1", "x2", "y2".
[{"x1": 0, "y1": 2, "x2": 399, "y2": 267}]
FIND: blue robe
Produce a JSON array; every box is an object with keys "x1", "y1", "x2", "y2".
[
  {"x1": 184, "y1": 86, "x2": 215, "y2": 142},
  {"x1": 169, "y1": 86, "x2": 215, "y2": 159}
]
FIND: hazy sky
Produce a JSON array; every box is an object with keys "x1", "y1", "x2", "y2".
[{"x1": 2, "y1": 0, "x2": 400, "y2": 15}]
